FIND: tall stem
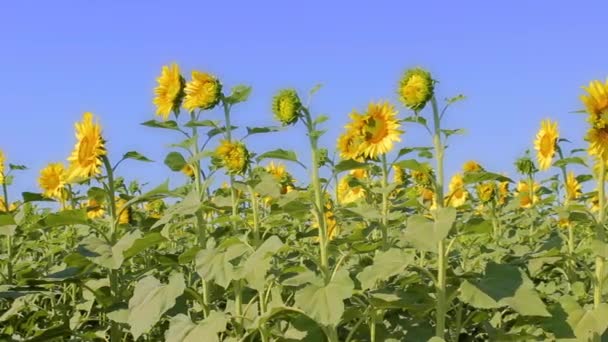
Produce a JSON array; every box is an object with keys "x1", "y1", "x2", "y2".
[
  {"x1": 102, "y1": 156, "x2": 121, "y2": 342},
  {"x1": 222, "y1": 101, "x2": 239, "y2": 228},
  {"x1": 249, "y1": 186, "x2": 261, "y2": 248},
  {"x1": 594, "y1": 160, "x2": 606, "y2": 309},
  {"x1": 2, "y1": 182, "x2": 12, "y2": 284},
  {"x1": 431, "y1": 97, "x2": 447, "y2": 338},
  {"x1": 380, "y1": 155, "x2": 389, "y2": 250}
]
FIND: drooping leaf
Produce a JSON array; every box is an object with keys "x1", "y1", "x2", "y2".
[
  {"x1": 142, "y1": 119, "x2": 180, "y2": 131},
  {"x1": 195, "y1": 241, "x2": 249, "y2": 288},
  {"x1": 165, "y1": 152, "x2": 187, "y2": 171},
  {"x1": 294, "y1": 270, "x2": 354, "y2": 326},
  {"x1": 165, "y1": 311, "x2": 228, "y2": 342},
  {"x1": 402, "y1": 207, "x2": 457, "y2": 253},
  {"x1": 122, "y1": 151, "x2": 153, "y2": 163},
  {"x1": 357, "y1": 249, "x2": 413, "y2": 290}
]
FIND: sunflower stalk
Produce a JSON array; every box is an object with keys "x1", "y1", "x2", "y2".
[
  {"x1": 2, "y1": 180, "x2": 13, "y2": 284},
  {"x1": 431, "y1": 96, "x2": 448, "y2": 338},
  {"x1": 380, "y1": 155, "x2": 390, "y2": 251},
  {"x1": 102, "y1": 155, "x2": 122, "y2": 342},
  {"x1": 594, "y1": 160, "x2": 606, "y2": 309}
]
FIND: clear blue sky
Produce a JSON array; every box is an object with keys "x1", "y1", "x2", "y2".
[{"x1": 1, "y1": 1, "x2": 606, "y2": 198}]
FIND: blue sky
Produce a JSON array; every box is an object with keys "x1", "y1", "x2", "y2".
[{"x1": 0, "y1": 1, "x2": 606, "y2": 198}]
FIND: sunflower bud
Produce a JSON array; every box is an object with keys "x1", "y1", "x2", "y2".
[
  {"x1": 398, "y1": 67, "x2": 434, "y2": 111},
  {"x1": 183, "y1": 71, "x2": 222, "y2": 112},
  {"x1": 272, "y1": 89, "x2": 301, "y2": 125},
  {"x1": 515, "y1": 155, "x2": 537, "y2": 176},
  {"x1": 214, "y1": 140, "x2": 250, "y2": 175}
]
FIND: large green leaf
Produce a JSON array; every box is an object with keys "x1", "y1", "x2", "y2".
[
  {"x1": 77, "y1": 230, "x2": 142, "y2": 269},
  {"x1": 459, "y1": 262, "x2": 550, "y2": 317},
  {"x1": 195, "y1": 241, "x2": 249, "y2": 288},
  {"x1": 165, "y1": 311, "x2": 228, "y2": 342},
  {"x1": 543, "y1": 296, "x2": 608, "y2": 340},
  {"x1": 402, "y1": 207, "x2": 457, "y2": 253},
  {"x1": 239, "y1": 236, "x2": 283, "y2": 291},
  {"x1": 357, "y1": 249, "x2": 413, "y2": 290},
  {"x1": 294, "y1": 270, "x2": 354, "y2": 326},
  {"x1": 128, "y1": 272, "x2": 186, "y2": 339}
]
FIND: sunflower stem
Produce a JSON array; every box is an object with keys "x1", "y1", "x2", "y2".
[
  {"x1": 431, "y1": 96, "x2": 447, "y2": 338},
  {"x1": 2, "y1": 181, "x2": 13, "y2": 285},
  {"x1": 380, "y1": 154, "x2": 389, "y2": 251},
  {"x1": 102, "y1": 156, "x2": 121, "y2": 342},
  {"x1": 594, "y1": 160, "x2": 606, "y2": 309},
  {"x1": 222, "y1": 100, "x2": 239, "y2": 231}
]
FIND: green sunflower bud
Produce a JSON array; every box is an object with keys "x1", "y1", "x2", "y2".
[
  {"x1": 272, "y1": 89, "x2": 301, "y2": 125},
  {"x1": 398, "y1": 67, "x2": 434, "y2": 111},
  {"x1": 515, "y1": 154, "x2": 537, "y2": 176}
]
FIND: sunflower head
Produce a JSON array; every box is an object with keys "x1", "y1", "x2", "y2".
[
  {"x1": 580, "y1": 79, "x2": 608, "y2": 128},
  {"x1": 533, "y1": 119, "x2": 559, "y2": 171},
  {"x1": 337, "y1": 119, "x2": 366, "y2": 161},
  {"x1": 446, "y1": 173, "x2": 468, "y2": 207},
  {"x1": 183, "y1": 71, "x2": 222, "y2": 112},
  {"x1": 86, "y1": 198, "x2": 105, "y2": 219},
  {"x1": 497, "y1": 181, "x2": 510, "y2": 205},
  {"x1": 463, "y1": 160, "x2": 483, "y2": 173},
  {"x1": 0, "y1": 149, "x2": 5, "y2": 185},
  {"x1": 476, "y1": 182, "x2": 495, "y2": 203},
  {"x1": 398, "y1": 67, "x2": 434, "y2": 111},
  {"x1": 215, "y1": 140, "x2": 250, "y2": 175},
  {"x1": 357, "y1": 102, "x2": 402, "y2": 159},
  {"x1": 181, "y1": 164, "x2": 196, "y2": 180},
  {"x1": 153, "y1": 63, "x2": 185, "y2": 120},
  {"x1": 67, "y1": 112, "x2": 106, "y2": 181},
  {"x1": 337, "y1": 169, "x2": 367, "y2": 204},
  {"x1": 516, "y1": 181, "x2": 540, "y2": 209},
  {"x1": 272, "y1": 89, "x2": 301, "y2": 125},
  {"x1": 116, "y1": 197, "x2": 131, "y2": 225},
  {"x1": 266, "y1": 162, "x2": 295, "y2": 194},
  {"x1": 38, "y1": 163, "x2": 67, "y2": 199},
  {"x1": 587, "y1": 126, "x2": 608, "y2": 163},
  {"x1": 565, "y1": 171, "x2": 581, "y2": 203},
  {"x1": 393, "y1": 165, "x2": 408, "y2": 185},
  {"x1": 557, "y1": 217, "x2": 571, "y2": 229},
  {"x1": 145, "y1": 199, "x2": 166, "y2": 219}
]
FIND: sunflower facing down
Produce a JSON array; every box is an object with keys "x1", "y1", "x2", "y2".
[
  {"x1": 358, "y1": 102, "x2": 402, "y2": 159},
  {"x1": 67, "y1": 112, "x2": 106, "y2": 180},
  {"x1": 516, "y1": 181, "x2": 540, "y2": 209},
  {"x1": 580, "y1": 79, "x2": 608, "y2": 128},
  {"x1": 215, "y1": 140, "x2": 250, "y2": 175},
  {"x1": 86, "y1": 198, "x2": 105, "y2": 219},
  {"x1": 183, "y1": 71, "x2": 222, "y2": 112},
  {"x1": 476, "y1": 182, "x2": 495, "y2": 203},
  {"x1": 534, "y1": 119, "x2": 559, "y2": 171},
  {"x1": 463, "y1": 160, "x2": 483, "y2": 173},
  {"x1": 497, "y1": 181, "x2": 510, "y2": 205},
  {"x1": 153, "y1": 63, "x2": 185, "y2": 120},
  {"x1": 337, "y1": 169, "x2": 367, "y2": 204},
  {"x1": 398, "y1": 67, "x2": 434, "y2": 111},
  {"x1": 38, "y1": 163, "x2": 67, "y2": 199},
  {"x1": 446, "y1": 173, "x2": 468, "y2": 207},
  {"x1": 565, "y1": 171, "x2": 581, "y2": 203}
]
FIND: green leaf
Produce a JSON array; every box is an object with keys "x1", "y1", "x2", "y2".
[
  {"x1": 253, "y1": 173, "x2": 281, "y2": 199},
  {"x1": 459, "y1": 262, "x2": 550, "y2": 317},
  {"x1": 294, "y1": 270, "x2": 354, "y2": 326},
  {"x1": 0, "y1": 214, "x2": 17, "y2": 236},
  {"x1": 402, "y1": 207, "x2": 457, "y2": 253},
  {"x1": 123, "y1": 232, "x2": 167, "y2": 260},
  {"x1": 463, "y1": 171, "x2": 512, "y2": 184},
  {"x1": 184, "y1": 120, "x2": 219, "y2": 128},
  {"x1": 195, "y1": 241, "x2": 249, "y2": 288},
  {"x1": 393, "y1": 159, "x2": 431, "y2": 173},
  {"x1": 441, "y1": 128, "x2": 466, "y2": 138},
  {"x1": 333, "y1": 159, "x2": 369, "y2": 174},
  {"x1": 224, "y1": 85, "x2": 252, "y2": 104},
  {"x1": 553, "y1": 157, "x2": 587, "y2": 168},
  {"x1": 78, "y1": 230, "x2": 143, "y2": 269},
  {"x1": 591, "y1": 239, "x2": 608, "y2": 259},
  {"x1": 165, "y1": 311, "x2": 228, "y2": 342},
  {"x1": 165, "y1": 152, "x2": 187, "y2": 171},
  {"x1": 357, "y1": 249, "x2": 413, "y2": 290},
  {"x1": 142, "y1": 119, "x2": 180, "y2": 131},
  {"x1": 123, "y1": 151, "x2": 153, "y2": 163},
  {"x1": 39, "y1": 209, "x2": 88, "y2": 227},
  {"x1": 128, "y1": 272, "x2": 186, "y2": 340},
  {"x1": 240, "y1": 236, "x2": 284, "y2": 291},
  {"x1": 9, "y1": 164, "x2": 27, "y2": 170},
  {"x1": 446, "y1": 94, "x2": 466, "y2": 105},
  {"x1": 246, "y1": 126, "x2": 284, "y2": 136},
  {"x1": 22, "y1": 192, "x2": 54, "y2": 202},
  {"x1": 256, "y1": 149, "x2": 305, "y2": 168}
]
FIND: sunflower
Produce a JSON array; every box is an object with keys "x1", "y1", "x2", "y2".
[
  {"x1": 419, "y1": 187, "x2": 435, "y2": 202},
  {"x1": 463, "y1": 160, "x2": 482, "y2": 173},
  {"x1": 181, "y1": 164, "x2": 196, "y2": 179},
  {"x1": 565, "y1": 171, "x2": 581, "y2": 203},
  {"x1": 145, "y1": 199, "x2": 166, "y2": 219},
  {"x1": 0, "y1": 149, "x2": 5, "y2": 185},
  {"x1": 215, "y1": 140, "x2": 250, "y2": 175},
  {"x1": 557, "y1": 217, "x2": 570, "y2": 229},
  {"x1": 398, "y1": 67, "x2": 434, "y2": 111},
  {"x1": 337, "y1": 111, "x2": 367, "y2": 161},
  {"x1": 476, "y1": 182, "x2": 495, "y2": 203},
  {"x1": 266, "y1": 161, "x2": 295, "y2": 194},
  {"x1": 516, "y1": 181, "x2": 539, "y2": 209},
  {"x1": 587, "y1": 126, "x2": 608, "y2": 163},
  {"x1": 533, "y1": 119, "x2": 559, "y2": 170},
  {"x1": 337, "y1": 169, "x2": 367, "y2": 204},
  {"x1": 183, "y1": 71, "x2": 221, "y2": 112},
  {"x1": 0, "y1": 197, "x2": 17, "y2": 213},
  {"x1": 580, "y1": 79, "x2": 608, "y2": 127},
  {"x1": 67, "y1": 112, "x2": 106, "y2": 180},
  {"x1": 116, "y1": 197, "x2": 131, "y2": 225},
  {"x1": 153, "y1": 63, "x2": 184, "y2": 120},
  {"x1": 38, "y1": 163, "x2": 67, "y2": 199},
  {"x1": 272, "y1": 89, "x2": 301, "y2": 125},
  {"x1": 446, "y1": 173, "x2": 468, "y2": 207},
  {"x1": 497, "y1": 181, "x2": 510, "y2": 205},
  {"x1": 358, "y1": 102, "x2": 402, "y2": 159},
  {"x1": 86, "y1": 198, "x2": 105, "y2": 219},
  {"x1": 393, "y1": 165, "x2": 407, "y2": 185},
  {"x1": 591, "y1": 193, "x2": 602, "y2": 213}
]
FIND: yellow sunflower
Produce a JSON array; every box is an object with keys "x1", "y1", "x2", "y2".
[
  {"x1": 476, "y1": 182, "x2": 495, "y2": 203},
  {"x1": 67, "y1": 112, "x2": 106, "y2": 180},
  {"x1": 337, "y1": 169, "x2": 367, "y2": 204},
  {"x1": 591, "y1": 193, "x2": 602, "y2": 213},
  {"x1": 0, "y1": 149, "x2": 5, "y2": 185},
  {"x1": 0, "y1": 197, "x2": 17, "y2": 213},
  {"x1": 580, "y1": 79, "x2": 608, "y2": 127},
  {"x1": 516, "y1": 181, "x2": 540, "y2": 209},
  {"x1": 419, "y1": 187, "x2": 435, "y2": 202},
  {"x1": 358, "y1": 102, "x2": 402, "y2": 159},
  {"x1": 215, "y1": 140, "x2": 249, "y2": 175},
  {"x1": 557, "y1": 217, "x2": 570, "y2": 229},
  {"x1": 463, "y1": 160, "x2": 482, "y2": 173},
  {"x1": 181, "y1": 164, "x2": 196, "y2": 179},
  {"x1": 533, "y1": 119, "x2": 559, "y2": 171},
  {"x1": 38, "y1": 163, "x2": 67, "y2": 199},
  {"x1": 497, "y1": 181, "x2": 509, "y2": 205},
  {"x1": 446, "y1": 173, "x2": 468, "y2": 207},
  {"x1": 565, "y1": 171, "x2": 581, "y2": 203},
  {"x1": 86, "y1": 199, "x2": 105, "y2": 219},
  {"x1": 153, "y1": 63, "x2": 184, "y2": 120},
  {"x1": 272, "y1": 89, "x2": 301, "y2": 125},
  {"x1": 145, "y1": 199, "x2": 166, "y2": 219},
  {"x1": 266, "y1": 161, "x2": 294, "y2": 194},
  {"x1": 587, "y1": 126, "x2": 608, "y2": 163},
  {"x1": 116, "y1": 197, "x2": 131, "y2": 225},
  {"x1": 336, "y1": 111, "x2": 366, "y2": 161},
  {"x1": 183, "y1": 71, "x2": 221, "y2": 112},
  {"x1": 393, "y1": 165, "x2": 407, "y2": 185},
  {"x1": 398, "y1": 67, "x2": 434, "y2": 111}
]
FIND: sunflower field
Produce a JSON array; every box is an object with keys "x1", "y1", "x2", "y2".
[{"x1": 1, "y1": 65, "x2": 608, "y2": 342}]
